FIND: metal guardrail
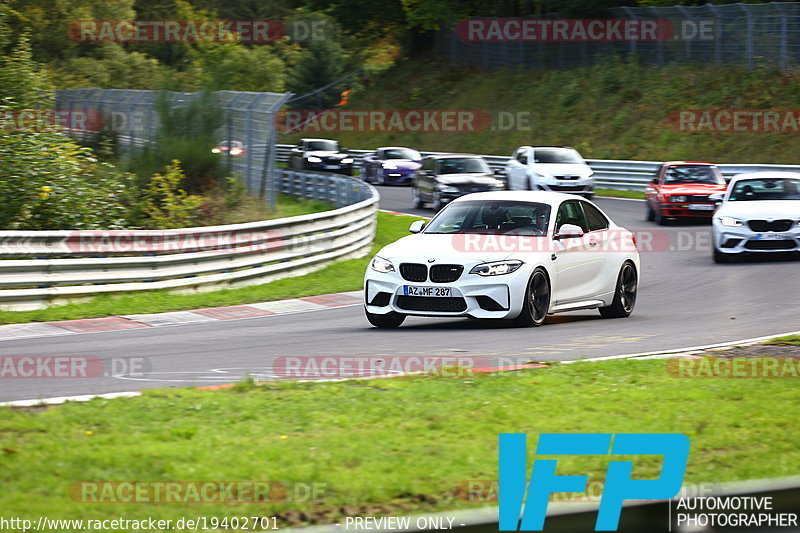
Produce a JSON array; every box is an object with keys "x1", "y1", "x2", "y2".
[
  {"x1": 287, "y1": 476, "x2": 800, "y2": 533},
  {"x1": 0, "y1": 170, "x2": 377, "y2": 311},
  {"x1": 277, "y1": 144, "x2": 800, "y2": 192}
]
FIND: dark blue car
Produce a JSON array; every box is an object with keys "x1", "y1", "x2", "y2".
[{"x1": 361, "y1": 147, "x2": 422, "y2": 185}]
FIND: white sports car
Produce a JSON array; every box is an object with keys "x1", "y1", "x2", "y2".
[
  {"x1": 711, "y1": 172, "x2": 800, "y2": 263},
  {"x1": 364, "y1": 191, "x2": 640, "y2": 328}
]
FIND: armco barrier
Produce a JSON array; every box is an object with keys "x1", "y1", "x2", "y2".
[
  {"x1": 277, "y1": 144, "x2": 800, "y2": 191},
  {"x1": 0, "y1": 170, "x2": 378, "y2": 311}
]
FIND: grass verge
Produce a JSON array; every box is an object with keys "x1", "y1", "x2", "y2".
[
  {"x1": 2, "y1": 359, "x2": 798, "y2": 529},
  {"x1": 0, "y1": 212, "x2": 418, "y2": 325},
  {"x1": 595, "y1": 188, "x2": 645, "y2": 200}
]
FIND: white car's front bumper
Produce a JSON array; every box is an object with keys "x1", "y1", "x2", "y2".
[
  {"x1": 364, "y1": 269, "x2": 530, "y2": 319},
  {"x1": 713, "y1": 222, "x2": 800, "y2": 255},
  {"x1": 535, "y1": 178, "x2": 594, "y2": 195}
]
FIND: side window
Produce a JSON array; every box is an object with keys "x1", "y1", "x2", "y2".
[
  {"x1": 421, "y1": 158, "x2": 435, "y2": 172},
  {"x1": 581, "y1": 202, "x2": 609, "y2": 231},
  {"x1": 516, "y1": 149, "x2": 528, "y2": 164},
  {"x1": 555, "y1": 201, "x2": 589, "y2": 232}
]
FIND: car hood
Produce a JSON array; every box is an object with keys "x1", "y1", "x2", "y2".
[
  {"x1": 660, "y1": 183, "x2": 727, "y2": 194},
  {"x1": 383, "y1": 160, "x2": 421, "y2": 170},
  {"x1": 717, "y1": 200, "x2": 800, "y2": 219},
  {"x1": 532, "y1": 163, "x2": 592, "y2": 176},
  {"x1": 435, "y1": 173, "x2": 501, "y2": 185},
  {"x1": 376, "y1": 234, "x2": 551, "y2": 264},
  {"x1": 306, "y1": 151, "x2": 347, "y2": 158}
]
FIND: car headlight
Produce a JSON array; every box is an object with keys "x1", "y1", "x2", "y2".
[
  {"x1": 437, "y1": 185, "x2": 460, "y2": 193},
  {"x1": 717, "y1": 216, "x2": 743, "y2": 227},
  {"x1": 370, "y1": 256, "x2": 395, "y2": 273},
  {"x1": 307, "y1": 156, "x2": 322, "y2": 163},
  {"x1": 229, "y1": 147, "x2": 243, "y2": 155},
  {"x1": 211, "y1": 148, "x2": 221, "y2": 154},
  {"x1": 342, "y1": 158, "x2": 354, "y2": 164},
  {"x1": 384, "y1": 163, "x2": 398, "y2": 169},
  {"x1": 491, "y1": 182, "x2": 505, "y2": 190},
  {"x1": 469, "y1": 260, "x2": 523, "y2": 276},
  {"x1": 670, "y1": 195, "x2": 687, "y2": 203}
]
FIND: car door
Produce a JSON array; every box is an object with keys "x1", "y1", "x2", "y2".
[
  {"x1": 415, "y1": 157, "x2": 436, "y2": 200},
  {"x1": 363, "y1": 149, "x2": 379, "y2": 180},
  {"x1": 551, "y1": 200, "x2": 604, "y2": 305},
  {"x1": 645, "y1": 165, "x2": 664, "y2": 209},
  {"x1": 289, "y1": 142, "x2": 303, "y2": 169},
  {"x1": 578, "y1": 201, "x2": 615, "y2": 297},
  {"x1": 506, "y1": 148, "x2": 528, "y2": 190}
]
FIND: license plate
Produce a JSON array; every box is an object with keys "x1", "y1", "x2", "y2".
[
  {"x1": 403, "y1": 285, "x2": 452, "y2": 297},
  {"x1": 324, "y1": 165, "x2": 340, "y2": 170},
  {"x1": 688, "y1": 204, "x2": 715, "y2": 211},
  {"x1": 756, "y1": 233, "x2": 791, "y2": 240}
]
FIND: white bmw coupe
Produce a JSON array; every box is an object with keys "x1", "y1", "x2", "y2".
[
  {"x1": 711, "y1": 172, "x2": 800, "y2": 263},
  {"x1": 364, "y1": 191, "x2": 640, "y2": 328}
]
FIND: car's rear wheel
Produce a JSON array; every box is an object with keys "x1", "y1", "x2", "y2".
[
  {"x1": 599, "y1": 262, "x2": 638, "y2": 318},
  {"x1": 513, "y1": 268, "x2": 550, "y2": 327},
  {"x1": 412, "y1": 187, "x2": 423, "y2": 208},
  {"x1": 365, "y1": 307, "x2": 406, "y2": 328}
]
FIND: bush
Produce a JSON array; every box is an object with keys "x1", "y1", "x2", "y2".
[
  {"x1": 0, "y1": 120, "x2": 128, "y2": 230},
  {"x1": 139, "y1": 160, "x2": 204, "y2": 229}
]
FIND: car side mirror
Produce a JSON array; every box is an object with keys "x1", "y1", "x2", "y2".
[
  {"x1": 409, "y1": 220, "x2": 426, "y2": 234},
  {"x1": 554, "y1": 224, "x2": 584, "y2": 240},
  {"x1": 709, "y1": 192, "x2": 724, "y2": 203}
]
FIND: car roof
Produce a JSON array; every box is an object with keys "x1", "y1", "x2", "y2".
[
  {"x1": 301, "y1": 138, "x2": 338, "y2": 142},
  {"x1": 662, "y1": 161, "x2": 716, "y2": 166},
  {"x1": 377, "y1": 146, "x2": 418, "y2": 151},
  {"x1": 450, "y1": 190, "x2": 586, "y2": 205},
  {"x1": 425, "y1": 153, "x2": 483, "y2": 159},
  {"x1": 730, "y1": 171, "x2": 800, "y2": 183}
]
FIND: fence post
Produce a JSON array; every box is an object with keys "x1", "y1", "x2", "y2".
[
  {"x1": 740, "y1": 4, "x2": 754, "y2": 70},
  {"x1": 773, "y1": 2, "x2": 788, "y2": 69}
]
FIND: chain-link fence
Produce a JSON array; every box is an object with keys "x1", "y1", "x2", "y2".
[
  {"x1": 54, "y1": 89, "x2": 292, "y2": 209},
  {"x1": 434, "y1": 1, "x2": 800, "y2": 71}
]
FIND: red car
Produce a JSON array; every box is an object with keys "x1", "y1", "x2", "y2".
[{"x1": 645, "y1": 161, "x2": 727, "y2": 224}]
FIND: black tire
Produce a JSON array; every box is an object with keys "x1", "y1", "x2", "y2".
[
  {"x1": 654, "y1": 207, "x2": 668, "y2": 226},
  {"x1": 713, "y1": 246, "x2": 734, "y2": 264},
  {"x1": 599, "y1": 262, "x2": 638, "y2": 318},
  {"x1": 513, "y1": 268, "x2": 551, "y2": 327},
  {"x1": 412, "y1": 187, "x2": 424, "y2": 209},
  {"x1": 431, "y1": 191, "x2": 443, "y2": 211},
  {"x1": 365, "y1": 308, "x2": 406, "y2": 328},
  {"x1": 646, "y1": 202, "x2": 655, "y2": 221}
]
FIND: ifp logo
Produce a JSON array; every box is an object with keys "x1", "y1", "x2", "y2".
[{"x1": 499, "y1": 433, "x2": 689, "y2": 531}]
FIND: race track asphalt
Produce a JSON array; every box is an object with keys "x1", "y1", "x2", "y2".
[{"x1": 2, "y1": 186, "x2": 798, "y2": 401}]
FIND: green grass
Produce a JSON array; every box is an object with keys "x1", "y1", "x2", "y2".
[
  {"x1": 766, "y1": 334, "x2": 800, "y2": 346},
  {"x1": 595, "y1": 189, "x2": 645, "y2": 200},
  {"x1": 0, "y1": 212, "x2": 418, "y2": 325},
  {"x1": 2, "y1": 359, "x2": 798, "y2": 529},
  {"x1": 281, "y1": 54, "x2": 800, "y2": 165}
]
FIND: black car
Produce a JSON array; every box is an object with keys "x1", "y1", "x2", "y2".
[
  {"x1": 412, "y1": 154, "x2": 505, "y2": 210},
  {"x1": 289, "y1": 138, "x2": 354, "y2": 176}
]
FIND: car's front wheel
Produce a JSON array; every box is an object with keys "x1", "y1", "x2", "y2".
[
  {"x1": 713, "y1": 246, "x2": 735, "y2": 263},
  {"x1": 513, "y1": 268, "x2": 550, "y2": 327},
  {"x1": 599, "y1": 262, "x2": 638, "y2": 318},
  {"x1": 365, "y1": 308, "x2": 406, "y2": 328}
]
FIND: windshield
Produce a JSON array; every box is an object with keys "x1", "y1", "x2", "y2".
[
  {"x1": 664, "y1": 165, "x2": 724, "y2": 185},
  {"x1": 533, "y1": 148, "x2": 583, "y2": 164},
  {"x1": 423, "y1": 200, "x2": 551, "y2": 236},
  {"x1": 305, "y1": 140, "x2": 339, "y2": 151},
  {"x1": 728, "y1": 178, "x2": 800, "y2": 201},
  {"x1": 438, "y1": 157, "x2": 490, "y2": 174},
  {"x1": 384, "y1": 148, "x2": 420, "y2": 160}
]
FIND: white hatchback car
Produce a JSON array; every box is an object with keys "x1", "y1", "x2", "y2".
[
  {"x1": 711, "y1": 172, "x2": 800, "y2": 263},
  {"x1": 364, "y1": 191, "x2": 639, "y2": 328},
  {"x1": 505, "y1": 146, "x2": 595, "y2": 198}
]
